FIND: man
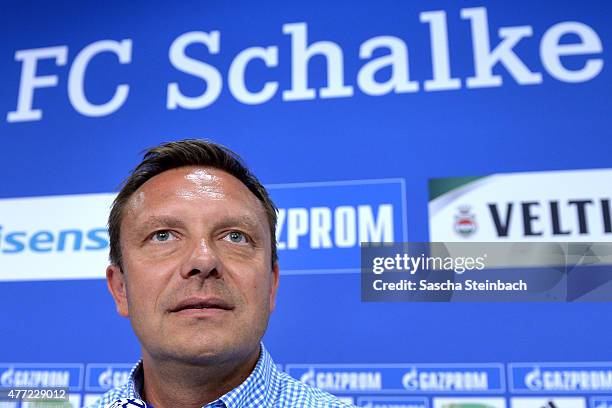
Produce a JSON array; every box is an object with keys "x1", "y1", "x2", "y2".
[{"x1": 92, "y1": 139, "x2": 353, "y2": 408}]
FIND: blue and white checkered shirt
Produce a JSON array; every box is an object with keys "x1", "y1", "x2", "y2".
[{"x1": 86, "y1": 344, "x2": 354, "y2": 408}]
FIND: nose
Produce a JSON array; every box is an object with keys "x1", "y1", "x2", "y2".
[{"x1": 180, "y1": 238, "x2": 221, "y2": 279}]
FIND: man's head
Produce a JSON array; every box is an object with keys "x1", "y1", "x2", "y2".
[
  {"x1": 108, "y1": 140, "x2": 278, "y2": 268},
  {"x1": 106, "y1": 139, "x2": 279, "y2": 366}
]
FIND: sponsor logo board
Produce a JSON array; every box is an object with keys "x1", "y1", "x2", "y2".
[
  {"x1": 0, "y1": 194, "x2": 113, "y2": 281},
  {"x1": 20, "y1": 394, "x2": 81, "y2": 408},
  {"x1": 0, "y1": 178, "x2": 406, "y2": 281},
  {"x1": 357, "y1": 396, "x2": 429, "y2": 408},
  {"x1": 287, "y1": 364, "x2": 504, "y2": 394},
  {"x1": 433, "y1": 397, "x2": 506, "y2": 408},
  {"x1": 85, "y1": 365, "x2": 132, "y2": 392},
  {"x1": 510, "y1": 363, "x2": 612, "y2": 393},
  {"x1": 269, "y1": 179, "x2": 407, "y2": 274},
  {"x1": 429, "y1": 169, "x2": 612, "y2": 242},
  {"x1": 510, "y1": 397, "x2": 586, "y2": 408},
  {"x1": 0, "y1": 365, "x2": 83, "y2": 391},
  {"x1": 83, "y1": 394, "x2": 103, "y2": 407}
]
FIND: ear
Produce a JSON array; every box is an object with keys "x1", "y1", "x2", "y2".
[
  {"x1": 106, "y1": 264, "x2": 129, "y2": 317},
  {"x1": 269, "y1": 261, "x2": 280, "y2": 312}
]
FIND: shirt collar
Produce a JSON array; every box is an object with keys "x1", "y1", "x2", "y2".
[{"x1": 128, "y1": 343, "x2": 276, "y2": 408}]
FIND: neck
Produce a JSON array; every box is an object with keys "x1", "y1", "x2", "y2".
[{"x1": 139, "y1": 346, "x2": 261, "y2": 408}]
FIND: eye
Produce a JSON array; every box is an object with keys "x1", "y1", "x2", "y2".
[
  {"x1": 151, "y1": 230, "x2": 176, "y2": 242},
  {"x1": 224, "y1": 231, "x2": 248, "y2": 244}
]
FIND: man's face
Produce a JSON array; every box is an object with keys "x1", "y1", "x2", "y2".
[{"x1": 107, "y1": 166, "x2": 279, "y2": 365}]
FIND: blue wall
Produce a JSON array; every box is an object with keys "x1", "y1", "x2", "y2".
[{"x1": 1, "y1": 1, "x2": 611, "y2": 406}]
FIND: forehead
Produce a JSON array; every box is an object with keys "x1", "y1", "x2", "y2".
[{"x1": 125, "y1": 166, "x2": 267, "y2": 223}]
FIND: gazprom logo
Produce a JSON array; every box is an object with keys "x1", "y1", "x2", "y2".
[
  {"x1": 269, "y1": 178, "x2": 407, "y2": 274},
  {"x1": 288, "y1": 364, "x2": 503, "y2": 394},
  {"x1": 0, "y1": 364, "x2": 83, "y2": 390},
  {"x1": 510, "y1": 363, "x2": 612, "y2": 393},
  {"x1": 294, "y1": 367, "x2": 382, "y2": 392},
  {"x1": 299, "y1": 368, "x2": 316, "y2": 387},
  {"x1": 0, "y1": 226, "x2": 108, "y2": 254},
  {"x1": 86, "y1": 364, "x2": 133, "y2": 392},
  {"x1": 401, "y1": 367, "x2": 491, "y2": 392},
  {"x1": 524, "y1": 367, "x2": 544, "y2": 390}
]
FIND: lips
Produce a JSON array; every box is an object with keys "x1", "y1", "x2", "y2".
[{"x1": 170, "y1": 297, "x2": 234, "y2": 313}]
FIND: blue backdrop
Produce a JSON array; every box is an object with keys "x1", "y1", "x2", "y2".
[{"x1": 1, "y1": 1, "x2": 611, "y2": 407}]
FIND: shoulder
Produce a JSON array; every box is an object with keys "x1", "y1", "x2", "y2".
[{"x1": 271, "y1": 370, "x2": 356, "y2": 408}]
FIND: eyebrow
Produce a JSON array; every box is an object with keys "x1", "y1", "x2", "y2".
[
  {"x1": 133, "y1": 215, "x2": 264, "y2": 234},
  {"x1": 214, "y1": 215, "x2": 264, "y2": 233},
  {"x1": 135, "y1": 216, "x2": 189, "y2": 233}
]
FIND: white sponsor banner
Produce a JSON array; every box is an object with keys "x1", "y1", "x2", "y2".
[
  {"x1": 511, "y1": 397, "x2": 586, "y2": 408},
  {"x1": 21, "y1": 394, "x2": 81, "y2": 408},
  {"x1": 84, "y1": 394, "x2": 103, "y2": 407},
  {"x1": 433, "y1": 397, "x2": 506, "y2": 408},
  {"x1": 0, "y1": 193, "x2": 115, "y2": 281},
  {"x1": 429, "y1": 169, "x2": 612, "y2": 242}
]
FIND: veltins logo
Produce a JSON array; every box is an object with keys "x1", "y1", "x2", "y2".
[
  {"x1": 429, "y1": 169, "x2": 612, "y2": 242},
  {"x1": 0, "y1": 193, "x2": 114, "y2": 281},
  {"x1": 454, "y1": 206, "x2": 477, "y2": 237}
]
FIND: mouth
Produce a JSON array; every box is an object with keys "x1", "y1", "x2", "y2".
[{"x1": 170, "y1": 297, "x2": 234, "y2": 314}]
